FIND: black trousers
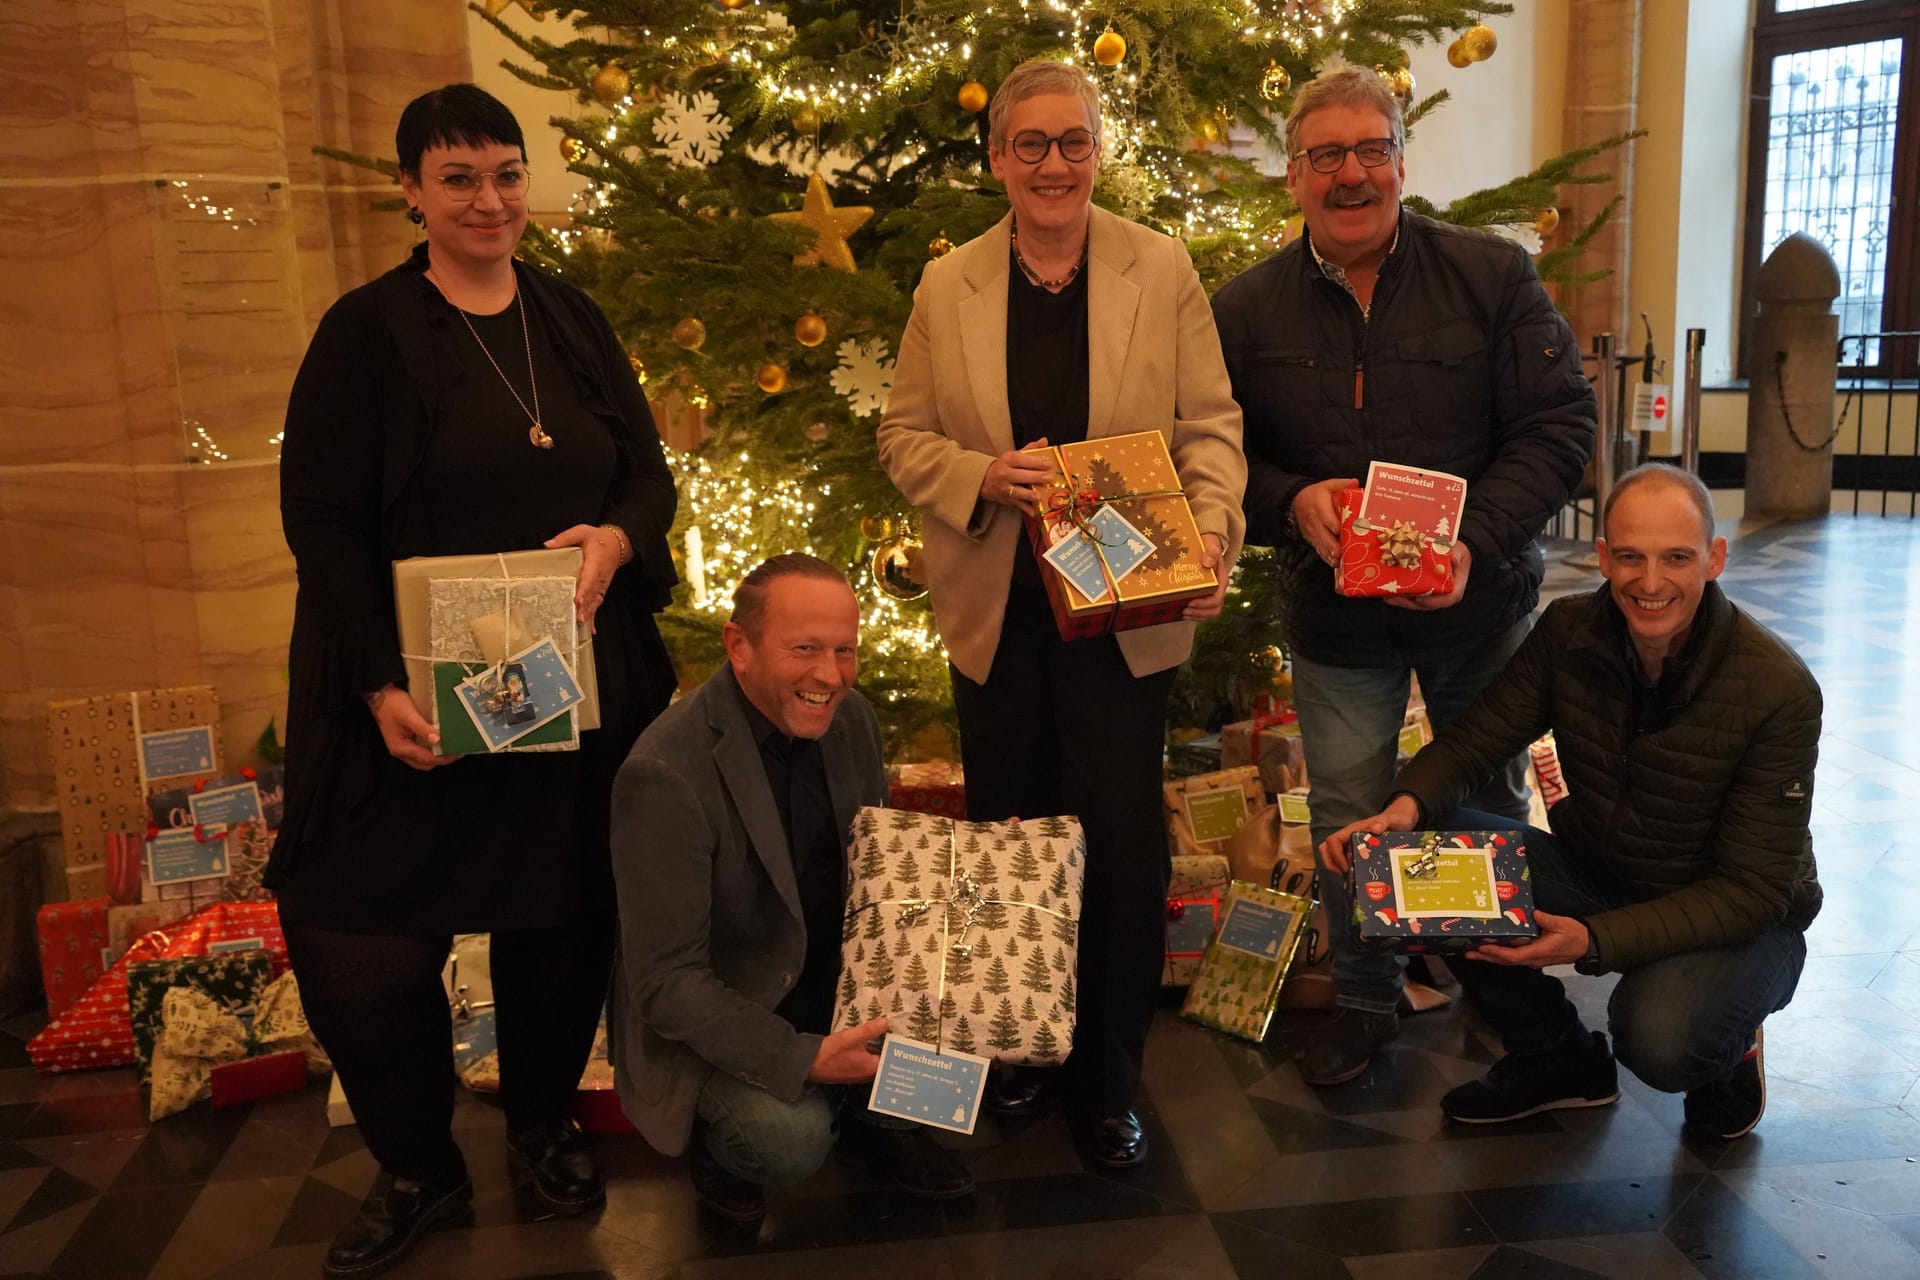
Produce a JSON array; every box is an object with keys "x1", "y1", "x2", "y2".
[
  {"x1": 950, "y1": 582, "x2": 1176, "y2": 1117},
  {"x1": 285, "y1": 914, "x2": 613, "y2": 1183}
]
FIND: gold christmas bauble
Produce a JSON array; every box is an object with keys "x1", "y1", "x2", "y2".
[
  {"x1": 1387, "y1": 66, "x2": 1416, "y2": 103},
  {"x1": 671, "y1": 316, "x2": 707, "y2": 350},
  {"x1": 1447, "y1": 38, "x2": 1473, "y2": 69},
  {"x1": 794, "y1": 312, "x2": 828, "y2": 347},
  {"x1": 1535, "y1": 206, "x2": 1562, "y2": 236},
  {"x1": 628, "y1": 355, "x2": 647, "y2": 383},
  {"x1": 1093, "y1": 30, "x2": 1127, "y2": 67},
  {"x1": 720, "y1": 0, "x2": 749, "y2": 8},
  {"x1": 1259, "y1": 62, "x2": 1291, "y2": 102},
  {"x1": 792, "y1": 105, "x2": 821, "y2": 133},
  {"x1": 591, "y1": 63, "x2": 631, "y2": 105},
  {"x1": 1194, "y1": 115, "x2": 1222, "y2": 145},
  {"x1": 860, "y1": 514, "x2": 894, "y2": 542},
  {"x1": 957, "y1": 81, "x2": 989, "y2": 113},
  {"x1": 871, "y1": 533, "x2": 929, "y2": 601},
  {"x1": 756, "y1": 362, "x2": 788, "y2": 394},
  {"x1": 928, "y1": 230, "x2": 954, "y2": 259},
  {"x1": 560, "y1": 136, "x2": 588, "y2": 165},
  {"x1": 1463, "y1": 23, "x2": 1498, "y2": 62}
]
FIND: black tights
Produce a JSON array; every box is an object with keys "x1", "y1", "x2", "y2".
[{"x1": 285, "y1": 917, "x2": 613, "y2": 1182}]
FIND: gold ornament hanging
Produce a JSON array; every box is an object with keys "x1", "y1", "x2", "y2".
[
  {"x1": 860, "y1": 514, "x2": 894, "y2": 542},
  {"x1": 671, "y1": 316, "x2": 707, "y2": 351},
  {"x1": 792, "y1": 104, "x2": 821, "y2": 133},
  {"x1": 719, "y1": 0, "x2": 749, "y2": 8},
  {"x1": 871, "y1": 532, "x2": 929, "y2": 601},
  {"x1": 928, "y1": 230, "x2": 955, "y2": 260},
  {"x1": 1462, "y1": 24, "x2": 1498, "y2": 62},
  {"x1": 1535, "y1": 206, "x2": 1562, "y2": 236},
  {"x1": 1092, "y1": 29, "x2": 1127, "y2": 67},
  {"x1": 756, "y1": 362, "x2": 788, "y2": 394},
  {"x1": 628, "y1": 355, "x2": 647, "y2": 384},
  {"x1": 559, "y1": 135, "x2": 588, "y2": 165},
  {"x1": 1447, "y1": 38, "x2": 1473, "y2": 69},
  {"x1": 591, "y1": 63, "x2": 631, "y2": 105},
  {"x1": 767, "y1": 172, "x2": 874, "y2": 273},
  {"x1": 1387, "y1": 66, "x2": 1416, "y2": 104},
  {"x1": 957, "y1": 81, "x2": 989, "y2": 113},
  {"x1": 794, "y1": 312, "x2": 828, "y2": 347},
  {"x1": 1259, "y1": 62, "x2": 1291, "y2": 102}
]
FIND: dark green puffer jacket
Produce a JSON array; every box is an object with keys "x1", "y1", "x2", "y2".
[{"x1": 1395, "y1": 581, "x2": 1822, "y2": 971}]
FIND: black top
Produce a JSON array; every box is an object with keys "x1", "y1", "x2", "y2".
[
  {"x1": 737, "y1": 685, "x2": 843, "y2": 1036},
  {"x1": 1006, "y1": 250, "x2": 1090, "y2": 594},
  {"x1": 267, "y1": 244, "x2": 679, "y2": 934}
]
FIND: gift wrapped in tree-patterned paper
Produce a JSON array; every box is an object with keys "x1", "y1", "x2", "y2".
[
  {"x1": 1180, "y1": 880, "x2": 1314, "y2": 1042},
  {"x1": 832, "y1": 808, "x2": 1084, "y2": 1065}
]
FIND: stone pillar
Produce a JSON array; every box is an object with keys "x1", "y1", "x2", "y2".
[
  {"x1": 0, "y1": 2, "x2": 468, "y2": 832},
  {"x1": 1746, "y1": 233, "x2": 1840, "y2": 520},
  {"x1": 1557, "y1": 0, "x2": 1642, "y2": 342}
]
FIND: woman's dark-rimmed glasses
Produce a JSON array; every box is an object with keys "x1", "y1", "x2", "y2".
[
  {"x1": 1292, "y1": 140, "x2": 1397, "y2": 174},
  {"x1": 1008, "y1": 129, "x2": 1097, "y2": 164}
]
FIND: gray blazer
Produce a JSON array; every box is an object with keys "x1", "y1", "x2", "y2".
[{"x1": 608, "y1": 664, "x2": 886, "y2": 1156}]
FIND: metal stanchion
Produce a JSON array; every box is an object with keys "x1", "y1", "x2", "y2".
[
  {"x1": 1680, "y1": 327, "x2": 1705, "y2": 474},
  {"x1": 1564, "y1": 333, "x2": 1615, "y2": 568}
]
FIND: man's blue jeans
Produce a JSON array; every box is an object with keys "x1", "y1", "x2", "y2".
[
  {"x1": 694, "y1": 1071, "x2": 912, "y2": 1187},
  {"x1": 1443, "y1": 808, "x2": 1808, "y2": 1093},
  {"x1": 1291, "y1": 615, "x2": 1535, "y2": 1014}
]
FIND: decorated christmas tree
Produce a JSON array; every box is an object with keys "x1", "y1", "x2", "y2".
[{"x1": 348, "y1": 0, "x2": 1629, "y2": 742}]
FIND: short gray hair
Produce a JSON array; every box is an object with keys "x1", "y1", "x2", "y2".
[
  {"x1": 988, "y1": 60, "x2": 1102, "y2": 150},
  {"x1": 1283, "y1": 67, "x2": 1405, "y2": 160},
  {"x1": 1603, "y1": 463, "x2": 1717, "y2": 545}
]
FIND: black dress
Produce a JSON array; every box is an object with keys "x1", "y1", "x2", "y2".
[{"x1": 267, "y1": 246, "x2": 678, "y2": 935}]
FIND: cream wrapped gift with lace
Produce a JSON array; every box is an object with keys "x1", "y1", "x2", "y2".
[{"x1": 832, "y1": 809, "x2": 1084, "y2": 1065}]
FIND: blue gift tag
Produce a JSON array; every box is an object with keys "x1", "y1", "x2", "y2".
[
  {"x1": 188, "y1": 781, "x2": 264, "y2": 829},
  {"x1": 866, "y1": 1035, "x2": 990, "y2": 1136},
  {"x1": 453, "y1": 1009, "x2": 498, "y2": 1070},
  {"x1": 1039, "y1": 504, "x2": 1157, "y2": 604},
  {"x1": 147, "y1": 828, "x2": 226, "y2": 884},
  {"x1": 1166, "y1": 899, "x2": 1219, "y2": 955},
  {"x1": 1216, "y1": 896, "x2": 1297, "y2": 959},
  {"x1": 453, "y1": 638, "x2": 586, "y2": 752},
  {"x1": 140, "y1": 726, "x2": 217, "y2": 782}
]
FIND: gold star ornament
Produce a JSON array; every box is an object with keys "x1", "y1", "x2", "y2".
[{"x1": 768, "y1": 172, "x2": 873, "y2": 273}]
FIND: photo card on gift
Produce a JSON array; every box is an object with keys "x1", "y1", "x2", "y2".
[{"x1": 452, "y1": 639, "x2": 585, "y2": 752}]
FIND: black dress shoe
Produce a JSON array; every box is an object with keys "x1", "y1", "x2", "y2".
[
  {"x1": 1073, "y1": 1110, "x2": 1149, "y2": 1169},
  {"x1": 842, "y1": 1123, "x2": 975, "y2": 1200},
  {"x1": 690, "y1": 1142, "x2": 767, "y2": 1223},
  {"x1": 984, "y1": 1069, "x2": 1054, "y2": 1117},
  {"x1": 506, "y1": 1118, "x2": 605, "y2": 1214},
  {"x1": 323, "y1": 1171, "x2": 472, "y2": 1279}
]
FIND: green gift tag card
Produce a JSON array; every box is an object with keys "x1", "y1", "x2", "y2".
[
  {"x1": 1392, "y1": 850, "x2": 1500, "y2": 917},
  {"x1": 1184, "y1": 785, "x2": 1250, "y2": 844},
  {"x1": 1278, "y1": 794, "x2": 1312, "y2": 824},
  {"x1": 433, "y1": 662, "x2": 573, "y2": 755},
  {"x1": 1397, "y1": 723, "x2": 1428, "y2": 757}
]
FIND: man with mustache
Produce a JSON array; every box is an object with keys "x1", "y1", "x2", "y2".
[
  {"x1": 608, "y1": 554, "x2": 972, "y2": 1220},
  {"x1": 1212, "y1": 68, "x2": 1597, "y2": 1086}
]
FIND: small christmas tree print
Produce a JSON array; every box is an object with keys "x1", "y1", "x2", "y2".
[
  {"x1": 1051, "y1": 946, "x2": 1068, "y2": 974},
  {"x1": 863, "y1": 897, "x2": 886, "y2": 942},
  {"x1": 1060, "y1": 973, "x2": 1077, "y2": 1016},
  {"x1": 1036, "y1": 815, "x2": 1072, "y2": 841},
  {"x1": 1018, "y1": 907, "x2": 1043, "y2": 943},
  {"x1": 1020, "y1": 944, "x2": 1054, "y2": 994},
  {"x1": 890, "y1": 989, "x2": 905, "y2": 1014},
  {"x1": 970, "y1": 841, "x2": 998, "y2": 886},
  {"x1": 860, "y1": 836, "x2": 886, "y2": 880},
  {"x1": 887, "y1": 809, "x2": 921, "y2": 832},
  {"x1": 1030, "y1": 1018, "x2": 1061, "y2": 1063},
  {"x1": 1019, "y1": 995, "x2": 1039, "y2": 1026},
  {"x1": 1049, "y1": 863, "x2": 1069, "y2": 898},
  {"x1": 923, "y1": 931, "x2": 940, "y2": 954},
  {"x1": 969, "y1": 991, "x2": 987, "y2": 1016},
  {"x1": 897, "y1": 844, "x2": 920, "y2": 883},
  {"x1": 907, "y1": 993, "x2": 939, "y2": 1043},
  {"x1": 1010, "y1": 839, "x2": 1041, "y2": 883},
  {"x1": 838, "y1": 969, "x2": 858, "y2": 1008},
  {"x1": 977, "y1": 897, "x2": 1009, "y2": 932},
  {"x1": 903, "y1": 952, "x2": 930, "y2": 994},
  {"x1": 865, "y1": 938, "x2": 895, "y2": 990},
  {"x1": 945, "y1": 947, "x2": 975, "y2": 987},
  {"x1": 987, "y1": 998, "x2": 1024, "y2": 1054},
  {"x1": 1052, "y1": 914, "x2": 1078, "y2": 947},
  {"x1": 866, "y1": 996, "x2": 884, "y2": 1021},
  {"x1": 984, "y1": 956, "x2": 1011, "y2": 995},
  {"x1": 949, "y1": 1015, "x2": 977, "y2": 1055},
  {"x1": 940, "y1": 992, "x2": 959, "y2": 1023},
  {"x1": 857, "y1": 809, "x2": 879, "y2": 839},
  {"x1": 853, "y1": 940, "x2": 866, "y2": 963}
]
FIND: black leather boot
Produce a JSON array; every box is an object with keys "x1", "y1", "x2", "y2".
[
  {"x1": 323, "y1": 1170, "x2": 472, "y2": 1279},
  {"x1": 506, "y1": 1117, "x2": 606, "y2": 1214}
]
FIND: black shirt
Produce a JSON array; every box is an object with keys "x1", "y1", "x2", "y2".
[
  {"x1": 736, "y1": 683, "x2": 843, "y2": 1035},
  {"x1": 1006, "y1": 249, "x2": 1091, "y2": 593}
]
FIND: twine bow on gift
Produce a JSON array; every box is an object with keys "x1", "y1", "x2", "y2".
[
  {"x1": 147, "y1": 971, "x2": 327, "y2": 1121},
  {"x1": 1036, "y1": 462, "x2": 1184, "y2": 609}
]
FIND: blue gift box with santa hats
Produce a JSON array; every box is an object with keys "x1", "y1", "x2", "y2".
[{"x1": 1348, "y1": 829, "x2": 1538, "y2": 954}]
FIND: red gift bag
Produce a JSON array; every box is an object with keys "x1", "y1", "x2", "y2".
[{"x1": 1333, "y1": 487, "x2": 1455, "y2": 599}]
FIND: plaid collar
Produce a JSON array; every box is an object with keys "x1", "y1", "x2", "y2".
[{"x1": 1305, "y1": 216, "x2": 1402, "y2": 316}]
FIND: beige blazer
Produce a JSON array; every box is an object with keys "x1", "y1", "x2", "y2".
[{"x1": 878, "y1": 206, "x2": 1246, "y2": 684}]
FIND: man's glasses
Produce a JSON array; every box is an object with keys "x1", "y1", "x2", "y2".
[
  {"x1": 1008, "y1": 129, "x2": 1097, "y2": 164},
  {"x1": 1292, "y1": 139, "x2": 1397, "y2": 174},
  {"x1": 432, "y1": 167, "x2": 532, "y2": 202}
]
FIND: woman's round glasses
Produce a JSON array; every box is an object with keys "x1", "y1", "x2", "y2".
[
  {"x1": 1292, "y1": 140, "x2": 1397, "y2": 175},
  {"x1": 432, "y1": 167, "x2": 532, "y2": 202},
  {"x1": 1009, "y1": 130, "x2": 1097, "y2": 164}
]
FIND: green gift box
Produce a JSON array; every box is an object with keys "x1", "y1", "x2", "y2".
[{"x1": 127, "y1": 951, "x2": 274, "y2": 1080}]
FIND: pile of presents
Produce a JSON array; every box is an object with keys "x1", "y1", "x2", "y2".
[{"x1": 31, "y1": 685, "x2": 326, "y2": 1118}]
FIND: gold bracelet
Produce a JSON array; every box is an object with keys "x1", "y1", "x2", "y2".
[{"x1": 599, "y1": 522, "x2": 632, "y2": 566}]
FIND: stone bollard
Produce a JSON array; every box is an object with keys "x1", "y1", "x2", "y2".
[{"x1": 1746, "y1": 233, "x2": 1840, "y2": 519}]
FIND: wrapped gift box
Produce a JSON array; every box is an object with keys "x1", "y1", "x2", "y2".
[
  {"x1": 1180, "y1": 880, "x2": 1315, "y2": 1042},
  {"x1": 1349, "y1": 830, "x2": 1538, "y2": 954},
  {"x1": 1022, "y1": 431, "x2": 1217, "y2": 640},
  {"x1": 1163, "y1": 855, "x2": 1230, "y2": 986},
  {"x1": 573, "y1": 1019, "x2": 638, "y2": 1135},
  {"x1": 149, "y1": 970, "x2": 326, "y2": 1119},
  {"x1": 1165, "y1": 732, "x2": 1223, "y2": 780},
  {"x1": 210, "y1": 1050, "x2": 308, "y2": 1109},
  {"x1": 887, "y1": 761, "x2": 966, "y2": 818},
  {"x1": 106, "y1": 900, "x2": 193, "y2": 969},
  {"x1": 393, "y1": 549, "x2": 601, "y2": 754},
  {"x1": 1222, "y1": 713, "x2": 1306, "y2": 796},
  {"x1": 453, "y1": 1005, "x2": 500, "y2": 1092},
  {"x1": 46, "y1": 685, "x2": 222, "y2": 901},
  {"x1": 1530, "y1": 732, "x2": 1568, "y2": 810},
  {"x1": 1334, "y1": 487, "x2": 1454, "y2": 599},
  {"x1": 35, "y1": 897, "x2": 110, "y2": 1017},
  {"x1": 1164, "y1": 767, "x2": 1265, "y2": 857},
  {"x1": 832, "y1": 809, "x2": 1084, "y2": 1066},
  {"x1": 128, "y1": 950, "x2": 276, "y2": 1079}
]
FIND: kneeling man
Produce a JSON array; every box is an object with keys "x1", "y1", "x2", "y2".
[
  {"x1": 610, "y1": 554, "x2": 972, "y2": 1220},
  {"x1": 1324, "y1": 465, "x2": 1821, "y2": 1139}
]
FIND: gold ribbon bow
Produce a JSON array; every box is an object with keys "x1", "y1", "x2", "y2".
[{"x1": 1377, "y1": 520, "x2": 1425, "y2": 570}]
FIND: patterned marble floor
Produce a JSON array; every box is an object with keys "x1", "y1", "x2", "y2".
[{"x1": 4, "y1": 512, "x2": 1919, "y2": 1280}]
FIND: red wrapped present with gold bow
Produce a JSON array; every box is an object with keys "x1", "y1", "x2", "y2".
[
  {"x1": 1334, "y1": 486, "x2": 1456, "y2": 599},
  {"x1": 1021, "y1": 432, "x2": 1216, "y2": 640}
]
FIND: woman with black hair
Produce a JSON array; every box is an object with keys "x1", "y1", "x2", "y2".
[{"x1": 267, "y1": 83, "x2": 678, "y2": 1278}]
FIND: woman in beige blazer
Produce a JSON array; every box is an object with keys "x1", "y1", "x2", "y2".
[{"x1": 877, "y1": 59, "x2": 1245, "y2": 1169}]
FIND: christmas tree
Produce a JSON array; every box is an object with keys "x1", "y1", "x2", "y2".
[{"x1": 379, "y1": 0, "x2": 1630, "y2": 742}]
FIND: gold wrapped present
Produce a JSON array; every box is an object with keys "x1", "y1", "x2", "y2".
[
  {"x1": 1179, "y1": 880, "x2": 1314, "y2": 1042},
  {"x1": 1164, "y1": 854, "x2": 1230, "y2": 986},
  {"x1": 1164, "y1": 766, "x2": 1264, "y2": 856}
]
